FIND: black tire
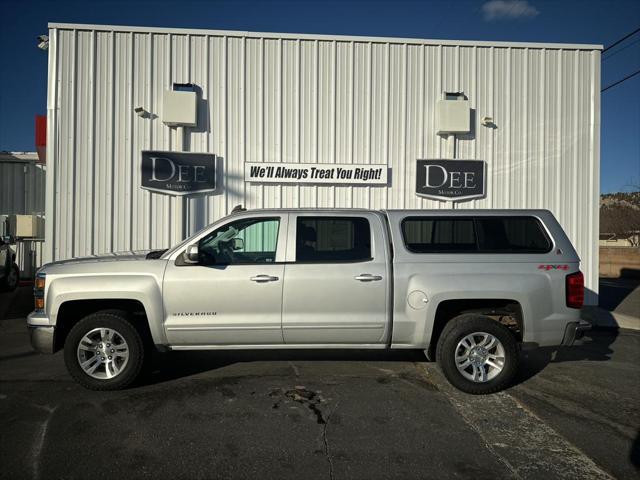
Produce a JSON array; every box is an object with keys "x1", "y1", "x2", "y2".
[
  {"x1": 0, "y1": 263, "x2": 19, "y2": 292},
  {"x1": 64, "y1": 311, "x2": 145, "y2": 391},
  {"x1": 436, "y1": 314, "x2": 519, "y2": 395}
]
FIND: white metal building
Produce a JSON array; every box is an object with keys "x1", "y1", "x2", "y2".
[{"x1": 44, "y1": 23, "x2": 601, "y2": 302}]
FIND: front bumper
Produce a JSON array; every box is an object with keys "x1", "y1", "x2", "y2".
[
  {"x1": 27, "y1": 311, "x2": 55, "y2": 354},
  {"x1": 561, "y1": 320, "x2": 592, "y2": 346}
]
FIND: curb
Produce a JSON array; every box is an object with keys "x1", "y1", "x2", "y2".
[{"x1": 581, "y1": 306, "x2": 640, "y2": 331}]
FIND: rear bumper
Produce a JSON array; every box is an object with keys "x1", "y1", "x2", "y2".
[
  {"x1": 27, "y1": 311, "x2": 55, "y2": 354},
  {"x1": 561, "y1": 320, "x2": 591, "y2": 346}
]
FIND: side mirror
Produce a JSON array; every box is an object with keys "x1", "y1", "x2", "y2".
[
  {"x1": 184, "y1": 244, "x2": 199, "y2": 264},
  {"x1": 231, "y1": 238, "x2": 244, "y2": 251}
]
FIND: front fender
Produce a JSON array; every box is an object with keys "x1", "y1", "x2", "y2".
[{"x1": 46, "y1": 274, "x2": 167, "y2": 345}]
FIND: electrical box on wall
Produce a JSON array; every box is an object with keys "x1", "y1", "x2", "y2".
[
  {"x1": 436, "y1": 92, "x2": 470, "y2": 134},
  {"x1": 162, "y1": 83, "x2": 197, "y2": 127},
  {"x1": 8, "y1": 215, "x2": 42, "y2": 238}
]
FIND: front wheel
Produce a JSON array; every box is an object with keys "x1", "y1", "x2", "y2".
[
  {"x1": 436, "y1": 314, "x2": 519, "y2": 394},
  {"x1": 64, "y1": 311, "x2": 145, "y2": 390}
]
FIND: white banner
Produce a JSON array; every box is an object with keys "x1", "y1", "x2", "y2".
[{"x1": 245, "y1": 163, "x2": 388, "y2": 185}]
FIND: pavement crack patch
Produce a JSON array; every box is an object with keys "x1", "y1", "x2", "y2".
[
  {"x1": 269, "y1": 386, "x2": 328, "y2": 423},
  {"x1": 322, "y1": 401, "x2": 339, "y2": 480},
  {"x1": 268, "y1": 386, "x2": 337, "y2": 479},
  {"x1": 284, "y1": 386, "x2": 327, "y2": 424}
]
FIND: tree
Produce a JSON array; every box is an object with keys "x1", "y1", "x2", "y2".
[{"x1": 600, "y1": 201, "x2": 640, "y2": 246}]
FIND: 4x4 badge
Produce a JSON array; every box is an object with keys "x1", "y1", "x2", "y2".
[{"x1": 538, "y1": 264, "x2": 569, "y2": 271}]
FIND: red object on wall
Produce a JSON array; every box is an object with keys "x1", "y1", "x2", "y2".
[{"x1": 35, "y1": 115, "x2": 46, "y2": 164}]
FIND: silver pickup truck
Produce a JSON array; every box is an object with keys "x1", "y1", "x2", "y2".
[{"x1": 28, "y1": 208, "x2": 589, "y2": 394}]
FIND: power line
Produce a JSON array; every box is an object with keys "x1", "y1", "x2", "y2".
[
  {"x1": 603, "y1": 26, "x2": 640, "y2": 53},
  {"x1": 601, "y1": 69, "x2": 640, "y2": 92},
  {"x1": 603, "y1": 37, "x2": 640, "y2": 61}
]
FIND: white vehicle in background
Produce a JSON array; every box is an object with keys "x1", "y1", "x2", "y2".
[{"x1": 28, "y1": 208, "x2": 589, "y2": 394}]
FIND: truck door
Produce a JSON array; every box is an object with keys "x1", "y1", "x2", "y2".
[
  {"x1": 162, "y1": 214, "x2": 288, "y2": 346},
  {"x1": 281, "y1": 213, "x2": 390, "y2": 345}
]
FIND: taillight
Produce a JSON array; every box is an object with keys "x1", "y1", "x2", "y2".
[{"x1": 566, "y1": 271, "x2": 584, "y2": 309}]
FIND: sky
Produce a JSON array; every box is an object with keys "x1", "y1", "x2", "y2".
[{"x1": 0, "y1": 0, "x2": 639, "y2": 194}]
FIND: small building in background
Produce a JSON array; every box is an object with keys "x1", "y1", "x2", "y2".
[{"x1": 0, "y1": 152, "x2": 46, "y2": 278}]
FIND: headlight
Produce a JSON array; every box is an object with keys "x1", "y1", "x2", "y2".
[{"x1": 34, "y1": 272, "x2": 46, "y2": 311}]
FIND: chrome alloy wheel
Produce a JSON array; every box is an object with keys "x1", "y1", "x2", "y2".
[
  {"x1": 455, "y1": 332, "x2": 505, "y2": 383},
  {"x1": 76, "y1": 328, "x2": 129, "y2": 379}
]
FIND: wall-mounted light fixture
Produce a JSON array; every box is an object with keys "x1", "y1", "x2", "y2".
[
  {"x1": 37, "y1": 35, "x2": 49, "y2": 51},
  {"x1": 481, "y1": 116, "x2": 496, "y2": 128}
]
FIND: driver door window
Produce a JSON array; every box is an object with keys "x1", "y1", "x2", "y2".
[{"x1": 198, "y1": 218, "x2": 280, "y2": 265}]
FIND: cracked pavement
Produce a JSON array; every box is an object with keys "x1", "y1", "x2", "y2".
[{"x1": 0, "y1": 308, "x2": 639, "y2": 479}]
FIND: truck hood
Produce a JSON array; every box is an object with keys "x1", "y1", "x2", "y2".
[{"x1": 42, "y1": 250, "x2": 153, "y2": 269}]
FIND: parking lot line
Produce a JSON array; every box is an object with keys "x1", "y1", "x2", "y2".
[{"x1": 416, "y1": 362, "x2": 614, "y2": 480}]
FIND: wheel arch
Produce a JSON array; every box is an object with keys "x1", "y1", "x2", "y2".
[
  {"x1": 53, "y1": 298, "x2": 158, "y2": 352},
  {"x1": 426, "y1": 298, "x2": 524, "y2": 360}
]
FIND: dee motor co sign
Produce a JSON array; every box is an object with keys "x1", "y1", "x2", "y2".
[
  {"x1": 416, "y1": 159, "x2": 486, "y2": 202},
  {"x1": 141, "y1": 151, "x2": 216, "y2": 195}
]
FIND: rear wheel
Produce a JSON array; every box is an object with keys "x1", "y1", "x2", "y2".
[
  {"x1": 436, "y1": 314, "x2": 519, "y2": 394},
  {"x1": 64, "y1": 311, "x2": 145, "y2": 390}
]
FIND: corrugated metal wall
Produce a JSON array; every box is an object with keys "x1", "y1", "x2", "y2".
[{"x1": 46, "y1": 24, "x2": 600, "y2": 302}]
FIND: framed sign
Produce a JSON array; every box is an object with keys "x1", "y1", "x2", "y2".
[
  {"x1": 141, "y1": 151, "x2": 216, "y2": 195},
  {"x1": 416, "y1": 159, "x2": 486, "y2": 202},
  {"x1": 245, "y1": 162, "x2": 387, "y2": 185}
]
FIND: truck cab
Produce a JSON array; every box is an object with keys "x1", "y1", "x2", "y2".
[{"x1": 163, "y1": 210, "x2": 391, "y2": 347}]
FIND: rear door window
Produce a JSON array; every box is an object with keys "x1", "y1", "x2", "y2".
[
  {"x1": 401, "y1": 216, "x2": 551, "y2": 253},
  {"x1": 296, "y1": 217, "x2": 371, "y2": 262}
]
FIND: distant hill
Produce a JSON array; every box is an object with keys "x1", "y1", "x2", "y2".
[
  {"x1": 600, "y1": 192, "x2": 640, "y2": 210},
  {"x1": 600, "y1": 192, "x2": 640, "y2": 244}
]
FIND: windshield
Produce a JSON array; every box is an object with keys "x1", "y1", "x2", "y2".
[{"x1": 161, "y1": 218, "x2": 229, "y2": 259}]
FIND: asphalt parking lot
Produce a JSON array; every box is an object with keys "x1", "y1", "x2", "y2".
[
  {"x1": 1, "y1": 288, "x2": 639, "y2": 479},
  {"x1": 599, "y1": 277, "x2": 640, "y2": 320}
]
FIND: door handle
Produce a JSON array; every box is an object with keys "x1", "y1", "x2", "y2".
[
  {"x1": 354, "y1": 274, "x2": 383, "y2": 282},
  {"x1": 250, "y1": 274, "x2": 279, "y2": 282}
]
